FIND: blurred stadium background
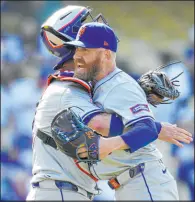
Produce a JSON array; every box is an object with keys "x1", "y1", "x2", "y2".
[{"x1": 1, "y1": 1, "x2": 194, "y2": 201}]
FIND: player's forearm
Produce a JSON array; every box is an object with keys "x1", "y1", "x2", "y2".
[
  {"x1": 109, "y1": 136, "x2": 129, "y2": 150},
  {"x1": 99, "y1": 136, "x2": 129, "y2": 159}
]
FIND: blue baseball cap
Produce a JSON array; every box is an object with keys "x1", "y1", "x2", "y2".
[{"x1": 64, "y1": 22, "x2": 118, "y2": 52}]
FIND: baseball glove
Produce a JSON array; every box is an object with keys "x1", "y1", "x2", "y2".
[
  {"x1": 51, "y1": 108, "x2": 101, "y2": 164},
  {"x1": 137, "y1": 61, "x2": 183, "y2": 107}
]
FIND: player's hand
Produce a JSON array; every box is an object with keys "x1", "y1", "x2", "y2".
[
  {"x1": 77, "y1": 136, "x2": 127, "y2": 160},
  {"x1": 158, "y1": 122, "x2": 193, "y2": 147},
  {"x1": 77, "y1": 137, "x2": 113, "y2": 160}
]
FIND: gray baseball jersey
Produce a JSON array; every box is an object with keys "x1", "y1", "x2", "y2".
[
  {"x1": 89, "y1": 67, "x2": 162, "y2": 180},
  {"x1": 31, "y1": 79, "x2": 103, "y2": 194}
]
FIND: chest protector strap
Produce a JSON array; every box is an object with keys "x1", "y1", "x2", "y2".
[{"x1": 47, "y1": 74, "x2": 91, "y2": 94}]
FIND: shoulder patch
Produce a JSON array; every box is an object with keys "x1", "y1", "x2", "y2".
[{"x1": 130, "y1": 104, "x2": 150, "y2": 114}]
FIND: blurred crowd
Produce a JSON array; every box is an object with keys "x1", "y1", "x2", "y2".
[{"x1": 1, "y1": 1, "x2": 194, "y2": 201}]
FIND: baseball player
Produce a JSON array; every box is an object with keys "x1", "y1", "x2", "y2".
[
  {"x1": 64, "y1": 22, "x2": 193, "y2": 200},
  {"x1": 26, "y1": 6, "x2": 109, "y2": 201},
  {"x1": 27, "y1": 6, "x2": 192, "y2": 201}
]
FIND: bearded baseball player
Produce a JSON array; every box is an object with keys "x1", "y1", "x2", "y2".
[
  {"x1": 62, "y1": 22, "x2": 193, "y2": 200},
  {"x1": 26, "y1": 6, "x2": 193, "y2": 201}
]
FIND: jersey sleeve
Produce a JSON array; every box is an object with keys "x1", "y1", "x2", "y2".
[
  {"x1": 103, "y1": 82, "x2": 155, "y2": 127},
  {"x1": 59, "y1": 85, "x2": 104, "y2": 124}
]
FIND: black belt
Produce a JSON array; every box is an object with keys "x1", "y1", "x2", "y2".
[
  {"x1": 36, "y1": 129, "x2": 57, "y2": 149},
  {"x1": 32, "y1": 180, "x2": 94, "y2": 200},
  {"x1": 108, "y1": 163, "x2": 145, "y2": 190}
]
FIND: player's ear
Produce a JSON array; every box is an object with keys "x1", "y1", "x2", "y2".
[{"x1": 104, "y1": 49, "x2": 111, "y2": 60}]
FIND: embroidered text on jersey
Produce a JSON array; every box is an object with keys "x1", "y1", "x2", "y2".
[{"x1": 130, "y1": 104, "x2": 150, "y2": 114}]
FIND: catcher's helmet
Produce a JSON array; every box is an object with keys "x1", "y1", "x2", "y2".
[{"x1": 40, "y1": 5, "x2": 114, "y2": 70}]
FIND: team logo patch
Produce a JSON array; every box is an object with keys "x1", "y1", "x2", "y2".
[
  {"x1": 130, "y1": 104, "x2": 150, "y2": 114},
  {"x1": 78, "y1": 26, "x2": 86, "y2": 38}
]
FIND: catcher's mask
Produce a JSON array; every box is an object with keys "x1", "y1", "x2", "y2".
[{"x1": 40, "y1": 5, "x2": 118, "y2": 70}]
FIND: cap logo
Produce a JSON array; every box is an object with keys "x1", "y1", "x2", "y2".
[
  {"x1": 104, "y1": 41, "x2": 109, "y2": 46},
  {"x1": 78, "y1": 26, "x2": 86, "y2": 38}
]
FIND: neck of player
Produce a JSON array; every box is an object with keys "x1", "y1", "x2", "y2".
[{"x1": 95, "y1": 58, "x2": 116, "y2": 82}]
